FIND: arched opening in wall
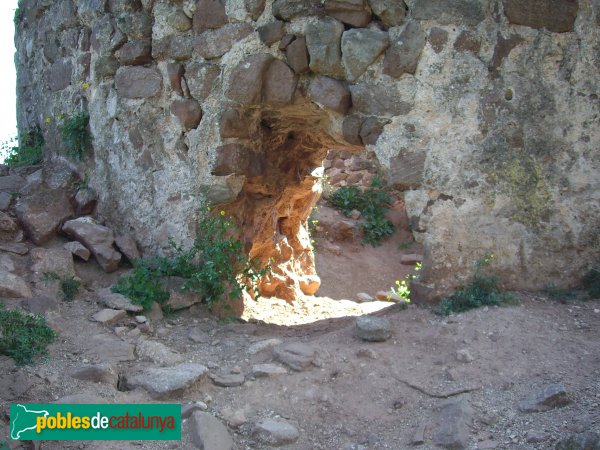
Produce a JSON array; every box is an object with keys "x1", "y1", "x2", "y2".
[
  {"x1": 312, "y1": 148, "x2": 420, "y2": 303},
  {"x1": 217, "y1": 100, "x2": 420, "y2": 325}
]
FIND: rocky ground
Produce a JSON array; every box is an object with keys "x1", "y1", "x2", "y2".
[{"x1": 0, "y1": 166, "x2": 599, "y2": 450}]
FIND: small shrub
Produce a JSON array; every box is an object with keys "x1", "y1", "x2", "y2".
[
  {"x1": 545, "y1": 283, "x2": 577, "y2": 303},
  {"x1": 113, "y1": 203, "x2": 270, "y2": 311},
  {"x1": 14, "y1": 7, "x2": 23, "y2": 26},
  {"x1": 330, "y1": 186, "x2": 364, "y2": 216},
  {"x1": 2, "y1": 128, "x2": 44, "y2": 167},
  {"x1": 60, "y1": 111, "x2": 91, "y2": 159},
  {"x1": 329, "y1": 176, "x2": 394, "y2": 246},
  {"x1": 164, "y1": 207, "x2": 270, "y2": 306},
  {"x1": 435, "y1": 255, "x2": 519, "y2": 316},
  {"x1": 361, "y1": 215, "x2": 394, "y2": 247},
  {"x1": 112, "y1": 264, "x2": 170, "y2": 312},
  {"x1": 59, "y1": 277, "x2": 81, "y2": 302},
  {"x1": 43, "y1": 272, "x2": 81, "y2": 302},
  {"x1": 582, "y1": 265, "x2": 600, "y2": 299},
  {"x1": 398, "y1": 240, "x2": 414, "y2": 250},
  {"x1": 0, "y1": 304, "x2": 57, "y2": 366}
]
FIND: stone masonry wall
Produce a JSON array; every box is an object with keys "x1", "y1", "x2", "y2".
[{"x1": 15, "y1": 0, "x2": 600, "y2": 299}]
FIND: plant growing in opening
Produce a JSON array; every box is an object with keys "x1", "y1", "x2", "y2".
[
  {"x1": 329, "y1": 174, "x2": 394, "y2": 246},
  {"x1": 60, "y1": 110, "x2": 91, "y2": 159}
]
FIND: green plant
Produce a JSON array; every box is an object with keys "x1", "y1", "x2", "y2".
[
  {"x1": 13, "y1": 7, "x2": 23, "y2": 26},
  {"x1": 60, "y1": 110, "x2": 91, "y2": 159},
  {"x1": 2, "y1": 128, "x2": 44, "y2": 167},
  {"x1": 43, "y1": 272, "x2": 81, "y2": 302},
  {"x1": 112, "y1": 264, "x2": 170, "y2": 312},
  {"x1": 361, "y1": 215, "x2": 394, "y2": 246},
  {"x1": 113, "y1": 203, "x2": 270, "y2": 311},
  {"x1": 329, "y1": 177, "x2": 394, "y2": 246},
  {"x1": 42, "y1": 271, "x2": 60, "y2": 283},
  {"x1": 0, "y1": 304, "x2": 57, "y2": 366},
  {"x1": 398, "y1": 240, "x2": 414, "y2": 250},
  {"x1": 330, "y1": 186, "x2": 364, "y2": 216},
  {"x1": 391, "y1": 279, "x2": 411, "y2": 302},
  {"x1": 389, "y1": 262, "x2": 421, "y2": 302},
  {"x1": 435, "y1": 255, "x2": 519, "y2": 316},
  {"x1": 164, "y1": 207, "x2": 270, "y2": 306},
  {"x1": 582, "y1": 265, "x2": 600, "y2": 299},
  {"x1": 544, "y1": 283, "x2": 577, "y2": 303},
  {"x1": 59, "y1": 277, "x2": 81, "y2": 302}
]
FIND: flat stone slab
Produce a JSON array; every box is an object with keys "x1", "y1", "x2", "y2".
[
  {"x1": 92, "y1": 308, "x2": 127, "y2": 324},
  {"x1": 64, "y1": 241, "x2": 91, "y2": 261},
  {"x1": 84, "y1": 335, "x2": 136, "y2": 363},
  {"x1": 0, "y1": 242, "x2": 29, "y2": 255},
  {"x1": 401, "y1": 253, "x2": 424, "y2": 265},
  {"x1": 98, "y1": 288, "x2": 143, "y2": 312},
  {"x1": 251, "y1": 364, "x2": 287, "y2": 378},
  {"x1": 188, "y1": 328, "x2": 210, "y2": 343},
  {"x1": 0, "y1": 269, "x2": 32, "y2": 298},
  {"x1": 15, "y1": 188, "x2": 73, "y2": 245},
  {"x1": 30, "y1": 247, "x2": 76, "y2": 280},
  {"x1": 54, "y1": 394, "x2": 104, "y2": 404},
  {"x1": 136, "y1": 339, "x2": 184, "y2": 366},
  {"x1": 62, "y1": 217, "x2": 122, "y2": 273},
  {"x1": 188, "y1": 411, "x2": 233, "y2": 450},
  {"x1": 252, "y1": 418, "x2": 299, "y2": 446},
  {"x1": 519, "y1": 383, "x2": 571, "y2": 413},
  {"x1": 181, "y1": 401, "x2": 208, "y2": 419},
  {"x1": 356, "y1": 316, "x2": 392, "y2": 342},
  {"x1": 124, "y1": 363, "x2": 208, "y2": 399},
  {"x1": 0, "y1": 175, "x2": 25, "y2": 192},
  {"x1": 356, "y1": 292, "x2": 375, "y2": 303},
  {"x1": 432, "y1": 398, "x2": 474, "y2": 450},
  {"x1": 209, "y1": 371, "x2": 245, "y2": 387},
  {"x1": 70, "y1": 364, "x2": 118, "y2": 387},
  {"x1": 247, "y1": 338, "x2": 282, "y2": 355},
  {"x1": 273, "y1": 342, "x2": 315, "y2": 371}
]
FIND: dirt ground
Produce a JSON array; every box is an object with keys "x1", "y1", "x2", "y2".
[{"x1": 0, "y1": 204, "x2": 599, "y2": 450}]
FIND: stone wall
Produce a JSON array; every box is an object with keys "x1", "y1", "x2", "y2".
[{"x1": 14, "y1": 0, "x2": 600, "y2": 299}]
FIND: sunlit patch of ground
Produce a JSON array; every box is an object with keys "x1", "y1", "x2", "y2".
[{"x1": 241, "y1": 295, "x2": 394, "y2": 326}]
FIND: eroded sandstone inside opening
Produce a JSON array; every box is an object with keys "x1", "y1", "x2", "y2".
[{"x1": 221, "y1": 102, "x2": 362, "y2": 300}]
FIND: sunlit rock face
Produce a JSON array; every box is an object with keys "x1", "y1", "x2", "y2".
[{"x1": 15, "y1": 0, "x2": 600, "y2": 299}]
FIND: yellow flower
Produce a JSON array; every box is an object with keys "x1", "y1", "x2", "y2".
[
  {"x1": 45, "y1": 117, "x2": 52, "y2": 123},
  {"x1": 220, "y1": 210, "x2": 225, "y2": 216},
  {"x1": 57, "y1": 114, "x2": 63, "y2": 120},
  {"x1": 82, "y1": 83, "x2": 90, "y2": 89}
]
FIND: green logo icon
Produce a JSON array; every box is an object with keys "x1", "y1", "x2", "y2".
[{"x1": 10, "y1": 404, "x2": 181, "y2": 441}]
